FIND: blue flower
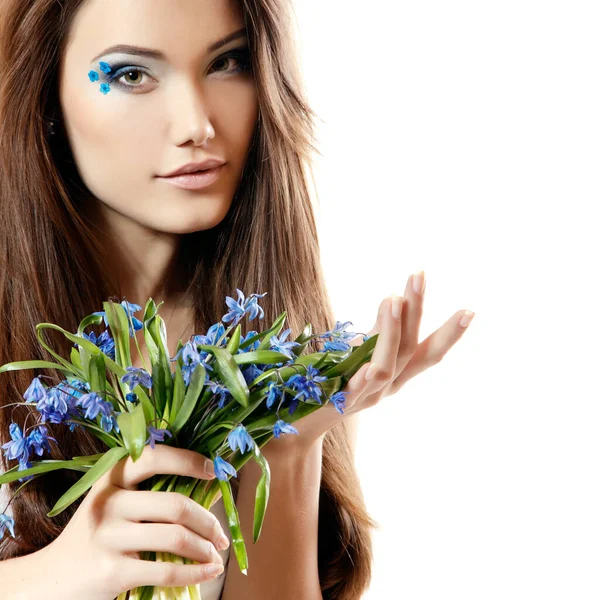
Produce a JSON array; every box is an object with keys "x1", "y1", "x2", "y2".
[
  {"x1": 199, "y1": 322, "x2": 227, "y2": 346},
  {"x1": 1, "y1": 423, "x2": 28, "y2": 464},
  {"x1": 23, "y1": 376, "x2": 47, "y2": 403},
  {"x1": 206, "y1": 380, "x2": 231, "y2": 409},
  {"x1": 0, "y1": 513, "x2": 15, "y2": 539},
  {"x1": 318, "y1": 321, "x2": 359, "y2": 352},
  {"x1": 77, "y1": 392, "x2": 108, "y2": 420},
  {"x1": 100, "y1": 412, "x2": 119, "y2": 434},
  {"x1": 93, "y1": 301, "x2": 143, "y2": 337},
  {"x1": 146, "y1": 426, "x2": 173, "y2": 449},
  {"x1": 273, "y1": 419, "x2": 298, "y2": 439},
  {"x1": 126, "y1": 392, "x2": 138, "y2": 403},
  {"x1": 240, "y1": 330, "x2": 260, "y2": 352},
  {"x1": 99, "y1": 83, "x2": 111, "y2": 95},
  {"x1": 286, "y1": 364, "x2": 328, "y2": 414},
  {"x1": 88, "y1": 70, "x2": 99, "y2": 82},
  {"x1": 172, "y1": 341, "x2": 205, "y2": 386},
  {"x1": 329, "y1": 391, "x2": 347, "y2": 415},
  {"x1": 222, "y1": 289, "x2": 267, "y2": 326},
  {"x1": 227, "y1": 425, "x2": 255, "y2": 454},
  {"x1": 214, "y1": 455, "x2": 237, "y2": 481},
  {"x1": 98, "y1": 61, "x2": 112, "y2": 74},
  {"x1": 265, "y1": 380, "x2": 283, "y2": 410},
  {"x1": 121, "y1": 366, "x2": 152, "y2": 390},
  {"x1": 27, "y1": 425, "x2": 56, "y2": 457},
  {"x1": 269, "y1": 328, "x2": 301, "y2": 360},
  {"x1": 242, "y1": 363, "x2": 264, "y2": 386},
  {"x1": 36, "y1": 385, "x2": 75, "y2": 425},
  {"x1": 83, "y1": 330, "x2": 116, "y2": 359}
]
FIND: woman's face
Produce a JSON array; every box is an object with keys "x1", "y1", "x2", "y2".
[{"x1": 59, "y1": 0, "x2": 258, "y2": 235}]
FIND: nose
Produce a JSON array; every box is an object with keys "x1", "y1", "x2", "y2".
[{"x1": 171, "y1": 81, "x2": 215, "y2": 147}]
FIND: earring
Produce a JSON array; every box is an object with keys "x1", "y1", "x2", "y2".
[{"x1": 44, "y1": 118, "x2": 56, "y2": 137}]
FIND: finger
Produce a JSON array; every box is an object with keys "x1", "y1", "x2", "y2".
[
  {"x1": 120, "y1": 555, "x2": 224, "y2": 590},
  {"x1": 108, "y1": 489, "x2": 229, "y2": 553},
  {"x1": 387, "y1": 309, "x2": 475, "y2": 395},
  {"x1": 113, "y1": 521, "x2": 224, "y2": 566},
  {"x1": 364, "y1": 295, "x2": 403, "y2": 387},
  {"x1": 334, "y1": 361, "x2": 373, "y2": 413},
  {"x1": 398, "y1": 271, "x2": 426, "y2": 358},
  {"x1": 103, "y1": 445, "x2": 216, "y2": 490}
]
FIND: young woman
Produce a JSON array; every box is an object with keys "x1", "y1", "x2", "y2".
[{"x1": 0, "y1": 1, "x2": 474, "y2": 599}]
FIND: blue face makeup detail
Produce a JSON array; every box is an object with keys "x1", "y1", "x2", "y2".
[{"x1": 88, "y1": 62, "x2": 112, "y2": 94}]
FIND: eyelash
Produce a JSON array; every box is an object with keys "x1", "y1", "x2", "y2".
[{"x1": 105, "y1": 47, "x2": 252, "y2": 91}]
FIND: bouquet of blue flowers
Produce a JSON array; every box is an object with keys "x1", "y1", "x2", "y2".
[{"x1": 0, "y1": 290, "x2": 378, "y2": 600}]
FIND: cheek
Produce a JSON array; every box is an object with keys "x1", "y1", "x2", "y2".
[
  {"x1": 60, "y1": 87, "x2": 154, "y2": 201},
  {"x1": 214, "y1": 84, "x2": 259, "y2": 159}
]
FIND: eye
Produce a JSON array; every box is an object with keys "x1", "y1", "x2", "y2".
[
  {"x1": 209, "y1": 48, "x2": 251, "y2": 76},
  {"x1": 106, "y1": 66, "x2": 152, "y2": 91}
]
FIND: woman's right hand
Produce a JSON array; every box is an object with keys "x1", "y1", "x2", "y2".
[{"x1": 37, "y1": 444, "x2": 230, "y2": 600}]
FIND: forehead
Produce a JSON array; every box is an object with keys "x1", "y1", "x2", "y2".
[{"x1": 64, "y1": 0, "x2": 246, "y2": 65}]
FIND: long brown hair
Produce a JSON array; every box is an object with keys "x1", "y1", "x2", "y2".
[{"x1": 0, "y1": 0, "x2": 378, "y2": 597}]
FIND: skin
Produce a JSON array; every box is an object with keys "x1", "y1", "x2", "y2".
[
  {"x1": 46, "y1": 2, "x2": 476, "y2": 596},
  {"x1": 58, "y1": 0, "x2": 259, "y2": 323},
  {"x1": 261, "y1": 272, "x2": 476, "y2": 459}
]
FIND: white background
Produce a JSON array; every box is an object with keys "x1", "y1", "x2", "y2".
[{"x1": 293, "y1": 1, "x2": 599, "y2": 598}]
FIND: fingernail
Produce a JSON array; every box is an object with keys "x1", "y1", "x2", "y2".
[
  {"x1": 205, "y1": 459, "x2": 215, "y2": 477},
  {"x1": 365, "y1": 364, "x2": 377, "y2": 381},
  {"x1": 207, "y1": 564, "x2": 225, "y2": 577},
  {"x1": 217, "y1": 535, "x2": 230, "y2": 551},
  {"x1": 391, "y1": 295, "x2": 403, "y2": 320},
  {"x1": 459, "y1": 311, "x2": 475, "y2": 328},
  {"x1": 412, "y1": 271, "x2": 425, "y2": 294}
]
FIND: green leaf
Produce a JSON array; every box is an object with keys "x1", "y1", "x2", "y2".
[
  {"x1": 77, "y1": 313, "x2": 104, "y2": 337},
  {"x1": 169, "y1": 361, "x2": 186, "y2": 420},
  {"x1": 251, "y1": 445, "x2": 271, "y2": 543},
  {"x1": 226, "y1": 324, "x2": 242, "y2": 355},
  {"x1": 116, "y1": 402, "x2": 147, "y2": 462},
  {"x1": 34, "y1": 324, "x2": 81, "y2": 374},
  {"x1": 143, "y1": 298, "x2": 158, "y2": 323},
  {"x1": 171, "y1": 363, "x2": 206, "y2": 434},
  {"x1": 196, "y1": 345, "x2": 249, "y2": 409},
  {"x1": 291, "y1": 323, "x2": 314, "y2": 357},
  {"x1": 218, "y1": 474, "x2": 248, "y2": 575},
  {"x1": 87, "y1": 353, "x2": 107, "y2": 395},
  {"x1": 103, "y1": 301, "x2": 132, "y2": 367},
  {"x1": 0, "y1": 360, "x2": 75, "y2": 375},
  {"x1": 238, "y1": 311, "x2": 287, "y2": 351},
  {"x1": 246, "y1": 352, "x2": 326, "y2": 388},
  {"x1": 145, "y1": 314, "x2": 172, "y2": 415},
  {"x1": 70, "y1": 347, "x2": 83, "y2": 371},
  {"x1": 0, "y1": 459, "x2": 95, "y2": 485},
  {"x1": 322, "y1": 333, "x2": 379, "y2": 379},
  {"x1": 257, "y1": 312, "x2": 287, "y2": 351},
  {"x1": 233, "y1": 350, "x2": 291, "y2": 366},
  {"x1": 47, "y1": 446, "x2": 129, "y2": 517}
]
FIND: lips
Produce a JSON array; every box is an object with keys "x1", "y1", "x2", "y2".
[
  {"x1": 160, "y1": 159, "x2": 226, "y2": 178},
  {"x1": 156, "y1": 164, "x2": 225, "y2": 190}
]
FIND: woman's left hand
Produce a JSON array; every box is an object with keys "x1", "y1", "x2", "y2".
[{"x1": 261, "y1": 271, "x2": 475, "y2": 456}]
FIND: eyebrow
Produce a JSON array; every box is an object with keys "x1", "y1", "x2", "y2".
[{"x1": 91, "y1": 27, "x2": 248, "y2": 63}]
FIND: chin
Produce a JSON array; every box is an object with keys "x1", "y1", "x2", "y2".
[{"x1": 149, "y1": 205, "x2": 232, "y2": 235}]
